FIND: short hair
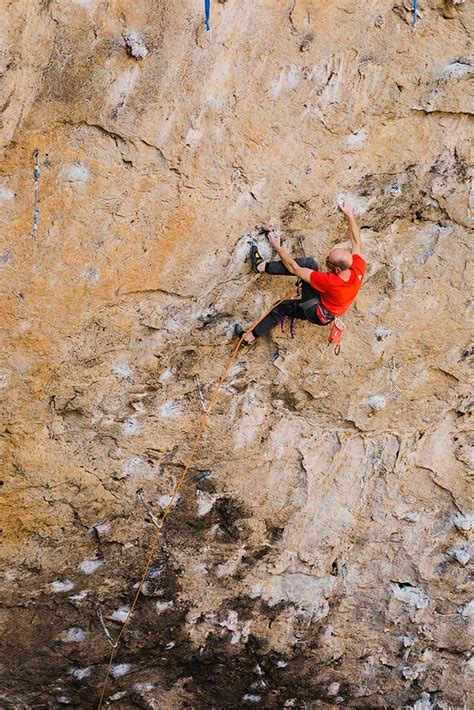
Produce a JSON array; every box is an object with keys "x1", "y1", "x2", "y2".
[{"x1": 333, "y1": 255, "x2": 352, "y2": 270}]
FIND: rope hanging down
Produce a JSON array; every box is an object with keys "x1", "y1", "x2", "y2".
[
  {"x1": 205, "y1": 0, "x2": 210, "y2": 30},
  {"x1": 96, "y1": 288, "x2": 297, "y2": 709},
  {"x1": 33, "y1": 149, "x2": 40, "y2": 241}
]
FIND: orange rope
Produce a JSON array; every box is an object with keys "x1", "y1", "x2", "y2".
[{"x1": 96, "y1": 288, "x2": 296, "y2": 709}]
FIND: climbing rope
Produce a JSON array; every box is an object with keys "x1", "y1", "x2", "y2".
[
  {"x1": 33, "y1": 149, "x2": 40, "y2": 241},
  {"x1": 96, "y1": 288, "x2": 297, "y2": 709},
  {"x1": 205, "y1": 0, "x2": 210, "y2": 30}
]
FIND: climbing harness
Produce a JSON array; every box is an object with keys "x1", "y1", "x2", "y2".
[
  {"x1": 281, "y1": 295, "x2": 343, "y2": 352},
  {"x1": 327, "y1": 317, "x2": 345, "y2": 356},
  {"x1": 205, "y1": 0, "x2": 210, "y2": 30},
  {"x1": 96, "y1": 288, "x2": 296, "y2": 710},
  {"x1": 33, "y1": 149, "x2": 40, "y2": 241},
  {"x1": 300, "y1": 295, "x2": 335, "y2": 325}
]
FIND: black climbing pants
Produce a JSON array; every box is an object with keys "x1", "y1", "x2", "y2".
[{"x1": 252, "y1": 257, "x2": 327, "y2": 338}]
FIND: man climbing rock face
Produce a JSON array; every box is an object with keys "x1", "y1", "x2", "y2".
[{"x1": 234, "y1": 199, "x2": 365, "y2": 345}]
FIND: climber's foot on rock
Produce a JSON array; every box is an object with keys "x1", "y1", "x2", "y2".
[{"x1": 248, "y1": 243, "x2": 266, "y2": 273}]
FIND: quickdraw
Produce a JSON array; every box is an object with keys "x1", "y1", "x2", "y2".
[
  {"x1": 33, "y1": 148, "x2": 40, "y2": 241},
  {"x1": 205, "y1": 0, "x2": 210, "y2": 30}
]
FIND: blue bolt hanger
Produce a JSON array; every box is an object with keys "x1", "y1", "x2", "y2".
[{"x1": 205, "y1": 0, "x2": 210, "y2": 31}]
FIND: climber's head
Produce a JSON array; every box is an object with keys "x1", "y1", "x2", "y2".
[{"x1": 326, "y1": 248, "x2": 353, "y2": 274}]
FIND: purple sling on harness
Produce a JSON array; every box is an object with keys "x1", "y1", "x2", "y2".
[{"x1": 279, "y1": 314, "x2": 296, "y2": 338}]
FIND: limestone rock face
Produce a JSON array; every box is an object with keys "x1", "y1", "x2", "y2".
[{"x1": 0, "y1": 1, "x2": 472, "y2": 708}]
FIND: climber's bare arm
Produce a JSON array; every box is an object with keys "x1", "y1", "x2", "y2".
[
  {"x1": 340, "y1": 199, "x2": 362, "y2": 255},
  {"x1": 268, "y1": 233, "x2": 313, "y2": 284}
]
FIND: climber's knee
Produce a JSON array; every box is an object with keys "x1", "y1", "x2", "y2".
[{"x1": 297, "y1": 256, "x2": 318, "y2": 270}]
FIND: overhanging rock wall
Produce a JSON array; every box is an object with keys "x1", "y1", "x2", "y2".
[{"x1": 0, "y1": 1, "x2": 472, "y2": 708}]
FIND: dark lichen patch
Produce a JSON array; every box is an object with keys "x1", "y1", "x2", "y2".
[
  {"x1": 193, "y1": 468, "x2": 215, "y2": 492},
  {"x1": 281, "y1": 200, "x2": 312, "y2": 229},
  {"x1": 164, "y1": 489, "x2": 251, "y2": 549},
  {"x1": 123, "y1": 599, "x2": 190, "y2": 657},
  {"x1": 109, "y1": 606, "x2": 326, "y2": 709},
  {"x1": 206, "y1": 497, "x2": 252, "y2": 544},
  {"x1": 259, "y1": 599, "x2": 290, "y2": 621},
  {"x1": 180, "y1": 634, "x2": 266, "y2": 708},
  {"x1": 218, "y1": 595, "x2": 258, "y2": 622},
  {"x1": 242, "y1": 544, "x2": 271, "y2": 565},
  {"x1": 172, "y1": 631, "x2": 359, "y2": 709},
  {"x1": 270, "y1": 383, "x2": 311, "y2": 412},
  {"x1": 266, "y1": 522, "x2": 285, "y2": 542},
  {"x1": 352, "y1": 166, "x2": 464, "y2": 231}
]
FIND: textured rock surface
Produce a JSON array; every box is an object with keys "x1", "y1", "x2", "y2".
[{"x1": 0, "y1": 1, "x2": 472, "y2": 708}]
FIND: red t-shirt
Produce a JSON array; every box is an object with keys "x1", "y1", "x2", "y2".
[{"x1": 309, "y1": 254, "x2": 366, "y2": 316}]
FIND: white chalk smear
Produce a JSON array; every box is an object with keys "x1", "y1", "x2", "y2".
[
  {"x1": 158, "y1": 400, "x2": 181, "y2": 418},
  {"x1": 366, "y1": 394, "x2": 386, "y2": 411},
  {"x1": 122, "y1": 418, "x2": 141, "y2": 437},
  {"x1": 91, "y1": 522, "x2": 108, "y2": 536},
  {"x1": 67, "y1": 161, "x2": 89, "y2": 183},
  {"x1": 0, "y1": 369, "x2": 11, "y2": 390},
  {"x1": 78, "y1": 559, "x2": 103, "y2": 575},
  {"x1": 82, "y1": 266, "x2": 100, "y2": 284},
  {"x1": 0, "y1": 185, "x2": 14, "y2": 204},
  {"x1": 442, "y1": 61, "x2": 470, "y2": 80},
  {"x1": 123, "y1": 30, "x2": 148, "y2": 59},
  {"x1": 69, "y1": 667, "x2": 92, "y2": 680},
  {"x1": 134, "y1": 682, "x2": 156, "y2": 692},
  {"x1": 69, "y1": 590, "x2": 89, "y2": 601},
  {"x1": 111, "y1": 663, "x2": 133, "y2": 678},
  {"x1": 346, "y1": 128, "x2": 367, "y2": 148},
  {"x1": 52, "y1": 580, "x2": 74, "y2": 593},
  {"x1": 196, "y1": 490, "x2": 217, "y2": 517},
  {"x1": 159, "y1": 494, "x2": 180, "y2": 509},
  {"x1": 156, "y1": 600, "x2": 173, "y2": 614},
  {"x1": 110, "y1": 606, "x2": 130, "y2": 623},
  {"x1": 391, "y1": 583, "x2": 429, "y2": 609},
  {"x1": 64, "y1": 627, "x2": 88, "y2": 642},
  {"x1": 114, "y1": 363, "x2": 133, "y2": 378},
  {"x1": 453, "y1": 514, "x2": 474, "y2": 532}
]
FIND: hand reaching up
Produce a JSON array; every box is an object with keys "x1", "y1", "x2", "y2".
[
  {"x1": 340, "y1": 197, "x2": 354, "y2": 218},
  {"x1": 268, "y1": 231, "x2": 281, "y2": 250}
]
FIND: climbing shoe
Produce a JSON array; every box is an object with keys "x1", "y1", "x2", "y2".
[
  {"x1": 249, "y1": 243, "x2": 265, "y2": 273},
  {"x1": 234, "y1": 323, "x2": 255, "y2": 348}
]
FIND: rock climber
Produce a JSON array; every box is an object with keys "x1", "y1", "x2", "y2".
[{"x1": 234, "y1": 199, "x2": 365, "y2": 345}]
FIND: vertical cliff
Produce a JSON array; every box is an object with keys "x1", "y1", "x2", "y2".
[{"x1": 0, "y1": 1, "x2": 472, "y2": 707}]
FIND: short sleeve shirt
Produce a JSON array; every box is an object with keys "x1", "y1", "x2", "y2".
[{"x1": 309, "y1": 254, "x2": 366, "y2": 316}]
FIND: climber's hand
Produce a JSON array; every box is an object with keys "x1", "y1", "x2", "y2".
[
  {"x1": 268, "y1": 231, "x2": 281, "y2": 250},
  {"x1": 341, "y1": 198, "x2": 354, "y2": 217}
]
